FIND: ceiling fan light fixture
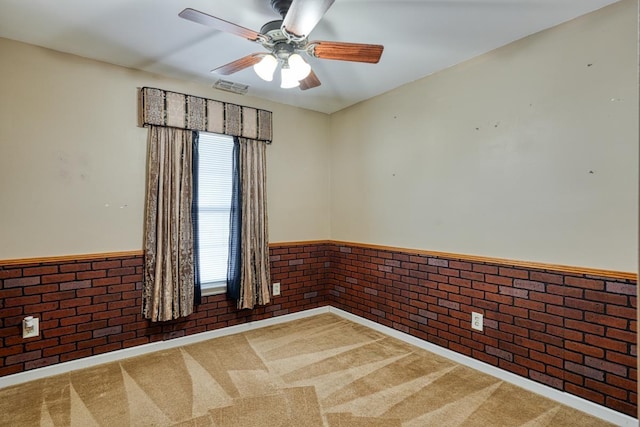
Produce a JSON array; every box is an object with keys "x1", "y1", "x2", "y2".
[
  {"x1": 288, "y1": 53, "x2": 311, "y2": 81},
  {"x1": 280, "y1": 66, "x2": 300, "y2": 89},
  {"x1": 179, "y1": 3, "x2": 384, "y2": 93},
  {"x1": 253, "y1": 54, "x2": 278, "y2": 81}
]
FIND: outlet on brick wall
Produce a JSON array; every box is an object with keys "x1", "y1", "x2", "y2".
[{"x1": 471, "y1": 312, "x2": 483, "y2": 331}]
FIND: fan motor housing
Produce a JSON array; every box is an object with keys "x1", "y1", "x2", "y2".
[{"x1": 260, "y1": 20, "x2": 284, "y2": 37}]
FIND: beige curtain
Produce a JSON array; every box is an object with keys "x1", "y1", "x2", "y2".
[
  {"x1": 237, "y1": 138, "x2": 271, "y2": 309},
  {"x1": 142, "y1": 126, "x2": 195, "y2": 321}
]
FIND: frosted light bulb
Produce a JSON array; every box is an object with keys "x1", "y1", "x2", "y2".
[
  {"x1": 288, "y1": 53, "x2": 311, "y2": 81},
  {"x1": 253, "y1": 55, "x2": 277, "y2": 81},
  {"x1": 280, "y1": 66, "x2": 300, "y2": 88}
]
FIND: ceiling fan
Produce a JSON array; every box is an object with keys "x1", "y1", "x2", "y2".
[{"x1": 179, "y1": 0, "x2": 384, "y2": 90}]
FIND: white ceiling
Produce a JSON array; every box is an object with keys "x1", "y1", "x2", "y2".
[{"x1": 0, "y1": 0, "x2": 620, "y2": 114}]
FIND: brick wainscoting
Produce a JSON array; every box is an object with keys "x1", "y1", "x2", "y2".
[
  {"x1": 0, "y1": 243, "x2": 328, "y2": 377},
  {"x1": 0, "y1": 241, "x2": 637, "y2": 417},
  {"x1": 326, "y1": 242, "x2": 637, "y2": 417}
]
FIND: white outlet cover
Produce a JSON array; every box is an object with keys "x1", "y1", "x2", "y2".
[
  {"x1": 471, "y1": 312, "x2": 483, "y2": 332},
  {"x1": 273, "y1": 282, "x2": 281, "y2": 296},
  {"x1": 23, "y1": 317, "x2": 39, "y2": 338}
]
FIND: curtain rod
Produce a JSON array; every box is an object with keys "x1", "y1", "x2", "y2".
[{"x1": 141, "y1": 123, "x2": 272, "y2": 144}]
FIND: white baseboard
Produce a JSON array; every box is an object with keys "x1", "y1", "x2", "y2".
[
  {"x1": 0, "y1": 305, "x2": 635, "y2": 426},
  {"x1": 0, "y1": 306, "x2": 330, "y2": 389},
  {"x1": 328, "y1": 307, "x2": 637, "y2": 427}
]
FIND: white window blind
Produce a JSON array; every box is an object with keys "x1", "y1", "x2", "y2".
[{"x1": 196, "y1": 132, "x2": 234, "y2": 288}]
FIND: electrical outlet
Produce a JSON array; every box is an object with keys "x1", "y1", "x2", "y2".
[
  {"x1": 23, "y1": 316, "x2": 39, "y2": 338},
  {"x1": 471, "y1": 312, "x2": 483, "y2": 332},
  {"x1": 272, "y1": 282, "x2": 281, "y2": 296}
]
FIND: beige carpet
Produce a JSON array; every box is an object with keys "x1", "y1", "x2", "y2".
[{"x1": 0, "y1": 314, "x2": 614, "y2": 426}]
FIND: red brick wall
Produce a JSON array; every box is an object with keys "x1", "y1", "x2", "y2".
[
  {"x1": 325, "y1": 243, "x2": 637, "y2": 417},
  {"x1": 0, "y1": 241, "x2": 637, "y2": 417},
  {"x1": 0, "y1": 243, "x2": 328, "y2": 377}
]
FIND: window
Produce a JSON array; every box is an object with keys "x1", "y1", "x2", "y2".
[{"x1": 195, "y1": 132, "x2": 234, "y2": 295}]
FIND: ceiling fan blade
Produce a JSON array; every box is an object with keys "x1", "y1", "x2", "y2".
[
  {"x1": 282, "y1": 0, "x2": 335, "y2": 39},
  {"x1": 179, "y1": 8, "x2": 262, "y2": 41},
  {"x1": 212, "y1": 53, "x2": 265, "y2": 75},
  {"x1": 299, "y1": 70, "x2": 321, "y2": 90},
  {"x1": 309, "y1": 41, "x2": 384, "y2": 63}
]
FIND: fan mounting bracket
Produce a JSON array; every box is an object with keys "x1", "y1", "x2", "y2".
[{"x1": 270, "y1": 0, "x2": 293, "y2": 18}]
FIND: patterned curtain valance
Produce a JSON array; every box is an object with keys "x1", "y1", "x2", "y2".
[{"x1": 139, "y1": 87, "x2": 273, "y2": 143}]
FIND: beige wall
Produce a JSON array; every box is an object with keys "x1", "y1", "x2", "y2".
[
  {"x1": 0, "y1": 38, "x2": 330, "y2": 259},
  {"x1": 1, "y1": 0, "x2": 637, "y2": 272},
  {"x1": 329, "y1": 0, "x2": 638, "y2": 272}
]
